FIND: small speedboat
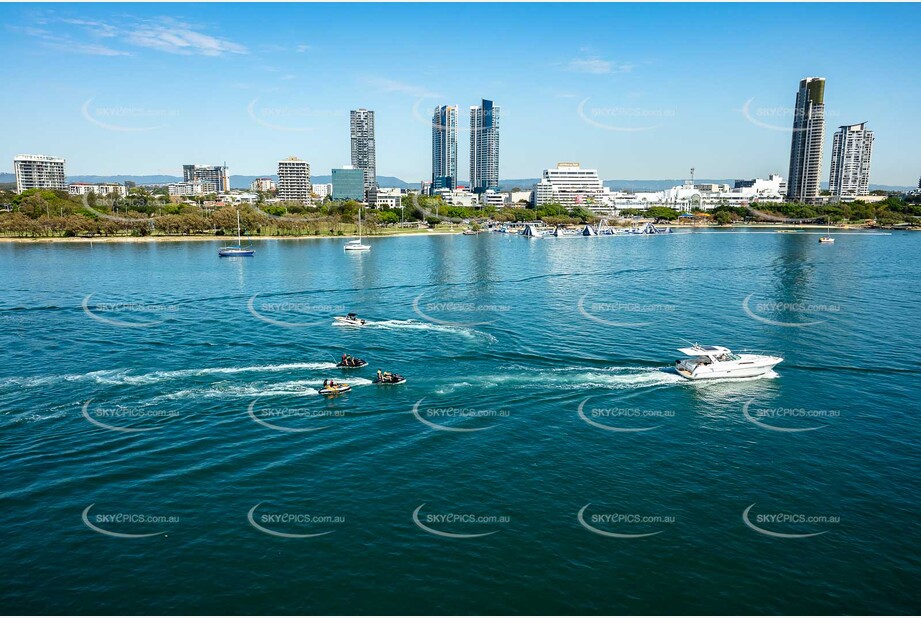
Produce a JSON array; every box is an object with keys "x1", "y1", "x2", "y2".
[
  {"x1": 675, "y1": 344, "x2": 782, "y2": 380},
  {"x1": 819, "y1": 236, "x2": 835, "y2": 244},
  {"x1": 333, "y1": 313, "x2": 366, "y2": 326},
  {"x1": 337, "y1": 356, "x2": 368, "y2": 369},
  {"x1": 463, "y1": 229, "x2": 479, "y2": 235},
  {"x1": 374, "y1": 372, "x2": 406, "y2": 385},
  {"x1": 318, "y1": 381, "x2": 351, "y2": 395}
]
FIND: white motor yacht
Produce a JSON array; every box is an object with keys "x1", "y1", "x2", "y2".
[{"x1": 675, "y1": 344, "x2": 782, "y2": 380}]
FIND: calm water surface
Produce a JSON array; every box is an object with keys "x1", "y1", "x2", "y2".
[{"x1": 1, "y1": 230, "x2": 918, "y2": 614}]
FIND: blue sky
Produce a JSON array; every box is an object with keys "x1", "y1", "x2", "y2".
[{"x1": 2, "y1": 2, "x2": 919, "y2": 185}]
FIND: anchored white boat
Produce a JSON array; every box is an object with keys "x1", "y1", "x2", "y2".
[
  {"x1": 345, "y1": 209, "x2": 371, "y2": 251},
  {"x1": 675, "y1": 344, "x2": 782, "y2": 380},
  {"x1": 218, "y1": 210, "x2": 255, "y2": 257}
]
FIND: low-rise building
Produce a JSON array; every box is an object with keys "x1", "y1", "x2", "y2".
[
  {"x1": 68, "y1": 182, "x2": 127, "y2": 197},
  {"x1": 480, "y1": 190, "x2": 507, "y2": 208},
  {"x1": 375, "y1": 187, "x2": 403, "y2": 209},
  {"x1": 218, "y1": 192, "x2": 259, "y2": 204},
  {"x1": 615, "y1": 174, "x2": 787, "y2": 211},
  {"x1": 510, "y1": 190, "x2": 533, "y2": 206},
  {"x1": 250, "y1": 177, "x2": 276, "y2": 192},
  {"x1": 311, "y1": 183, "x2": 332, "y2": 200},
  {"x1": 168, "y1": 181, "x2": 205, "y2": 197},
  {"x1": 435, "y1": 188, "x2": 479, "y2": 207}
]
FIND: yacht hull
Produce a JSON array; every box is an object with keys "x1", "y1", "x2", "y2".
[{"x1": 676, "y1": 355, "x2": 782, "y2": 380}]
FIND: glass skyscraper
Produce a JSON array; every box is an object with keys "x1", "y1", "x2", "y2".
[
  {"x1": 469, "y1": 99, "x2": 500, "y2": 193},
  {"x1": 786, "y1": 77, "x2": 826, "y2": 203},
  {"x1": 431, "y1": 105, "x2": 457, "y2": 191},
  {"x1": 349, "y1": 109, "x2": 376, "y2": 201}
]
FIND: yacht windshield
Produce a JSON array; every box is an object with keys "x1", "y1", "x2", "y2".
[{"x1": 717, "y1": 353, "x2": 741, "y2": 361}]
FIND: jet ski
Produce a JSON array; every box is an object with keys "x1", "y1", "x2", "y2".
[
  {"x1": 336, "y1": 354, "x2": 368, "y2": 369},
  {"x1": 318, "y1": 381, "x2": 351, "y2": 395},
  {"x1": 374, "y1": 371, "x2": 406, "y2": 385},
  {"x1": 333, "y1": 312, "x2": 366, "y2": 326}
]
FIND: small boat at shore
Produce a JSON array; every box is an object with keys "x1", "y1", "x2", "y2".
[{"x1": 675, "y1": 344, "x2": 782, "y2": 380}]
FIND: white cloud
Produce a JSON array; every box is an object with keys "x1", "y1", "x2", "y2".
[
  {"x1": 11, "y1": 25, "x2": 130, "y2": 56},
  {"x1": 14, "y1": 16, "x2": 247, "y2": 57},
  {"x1": 125, "y1": 21, "x2": 247, "y2": 56},
  {"x1": 564, "y1": 56, "x2": 635, "y2": 75}
]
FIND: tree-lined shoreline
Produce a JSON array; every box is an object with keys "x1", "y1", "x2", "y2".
[{"x1": 1, "y1": 188, "x2": 917, "y2": 239}]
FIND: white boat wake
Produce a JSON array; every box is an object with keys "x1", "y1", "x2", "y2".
[
  {"x1": 360, "y1": 319, "x2": 497, "y2": 343},
  {"x1": 0, "y1": 362, "x2": 339, "y2": 388}
]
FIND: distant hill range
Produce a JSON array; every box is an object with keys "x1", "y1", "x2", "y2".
[{"x1": 0, "y1": 172, "x2": 913, "y2": 193}]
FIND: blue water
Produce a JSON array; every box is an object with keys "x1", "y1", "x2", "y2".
[{"x1": 1, "y1": 231, "x2": 918, "y2": 614}]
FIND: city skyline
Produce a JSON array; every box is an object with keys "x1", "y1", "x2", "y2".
[{"x1": 2, "y1": 3, "x2": 920, "y2": 185}]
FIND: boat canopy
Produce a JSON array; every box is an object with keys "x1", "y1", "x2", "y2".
[{"x1": 678, "y1": 345, "x2": 732, "y2": 356}]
